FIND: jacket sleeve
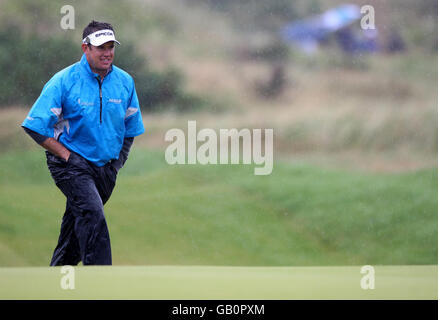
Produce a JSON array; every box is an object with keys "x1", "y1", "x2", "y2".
[
  {"x1": 124, "y1": 78, "x2": 145, "y2": 138},
  {"x1": 21, "y1": 75, "x2": 63, "y2": 138},
  {"x1": 22, "y1": 126, "x2": 49, "y2": 145}
]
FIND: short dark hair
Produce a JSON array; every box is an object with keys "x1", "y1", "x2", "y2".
[{"x1": 82, "y1": 20, "x2": 115, "y2": 40}]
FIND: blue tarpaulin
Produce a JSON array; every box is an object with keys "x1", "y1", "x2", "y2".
[{"x1": 280, "y1": 4, "x2": 377, "y2": 54}]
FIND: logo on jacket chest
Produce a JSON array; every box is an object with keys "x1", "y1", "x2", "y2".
[
  {"x1": 76, "y1": 98, "x2": 122, "y2": 106},
  {"x1": 77, "y1": 98, "x2": 94, "y2": 106}
]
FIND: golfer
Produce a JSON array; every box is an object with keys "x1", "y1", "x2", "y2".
[{"x1": 21, "y1": 20, "x2": 145, "y2": 265}]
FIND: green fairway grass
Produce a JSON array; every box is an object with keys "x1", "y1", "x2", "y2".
[
  {"x1": 0, "y1": 149, "x2": 437, "y2": 267},
  {"x1": 0, "y1": 265, "x2": 437, "y2": 299}
]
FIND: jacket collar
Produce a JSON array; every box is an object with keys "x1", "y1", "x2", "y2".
[{"x1": 80, "y1": 53, "x2": 113, "y2": 79}]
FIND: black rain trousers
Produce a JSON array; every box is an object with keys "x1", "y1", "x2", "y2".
[{"x1": 46, "y1": 151, "x2": 117, "y2": 266}]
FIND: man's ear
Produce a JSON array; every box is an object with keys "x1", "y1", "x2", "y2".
[{"x1": 81, "y1": 43, "x2": 90, "y2": 53}]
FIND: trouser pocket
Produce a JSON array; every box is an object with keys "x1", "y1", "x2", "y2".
[{"x1": 46, "y1": 151, "x2": 69, "y2": 184}]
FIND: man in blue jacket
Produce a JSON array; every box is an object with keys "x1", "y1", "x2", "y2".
[{"x1": 21, "y1": 20, "x2": 145, "y2": 266}]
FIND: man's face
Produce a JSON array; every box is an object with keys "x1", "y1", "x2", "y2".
[{"x1": 82, "y1": 41, "x2": 115, "y2": 74}]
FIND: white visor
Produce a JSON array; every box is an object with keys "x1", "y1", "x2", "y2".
[{"x1": 82, "y1": 29, "x2": 120, "y2": 46}]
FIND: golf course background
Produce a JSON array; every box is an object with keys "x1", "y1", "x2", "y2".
[
  {"x1": 0, "y1": 0, "x2": 438, "y2": 300},
  {"x1": 1, "y1": 146, "x2": 437, "y2": 267},
  {"x1": 1, "y1": 265, "x2": 437, "y2": 299}
]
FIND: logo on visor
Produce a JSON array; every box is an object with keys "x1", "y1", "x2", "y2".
[{"x1": 95, "y1": 31, "x2": 113, "y2": 38}]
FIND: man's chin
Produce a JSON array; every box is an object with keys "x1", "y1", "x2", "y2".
[{"x1": 95, "y1": 65, "x2": 112, "y2": 74}]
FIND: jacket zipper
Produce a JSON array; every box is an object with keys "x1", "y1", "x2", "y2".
[{"x1": 97, "y1": 77, "x2": 103, "y2": 123}]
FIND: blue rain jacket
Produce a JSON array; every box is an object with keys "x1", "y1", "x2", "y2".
[{"x1": 22, "y1": 54, "x2": 145, "y2": 166}]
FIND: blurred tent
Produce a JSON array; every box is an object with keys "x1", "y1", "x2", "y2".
[{"x1": 280, "y1": 4, "x2": 379, "y2": 55}]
